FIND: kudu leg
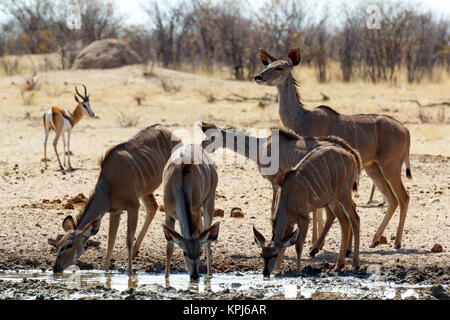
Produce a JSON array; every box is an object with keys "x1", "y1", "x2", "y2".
[
  {"x1": 318, "y1": 208, "x2": 325, "y2": 249},
  {"x1": 381, "y1": 165, "x2": 410, "y2": 249},
  {"x1": 310, "y1": 207, "x2": 335, "y2": 257},
  {"x1": 164, "y1": 215, "x2": 176, "y2": 279},
  {"x1": 126, "y1": 207, "x2": 139, "y2": 275},
  {"x1": 368, "y1": 183, "x2": 376, "y2": 204},
  {"x1": 312, "y1": 210, "x2": 318, "y2": 244},
  {"x1": 104, "y1": 212, "x2": 121, "y2": 271},
  {"x1": 202, "y1": 193, "x2": 215, "y2": 276},
  {"x1": 346, "y1": 229, "x2": 353, "y2": 257},
  {"x1": 294, "y1": 216, "x2": 310, "y2": 271},
  {"x1": 327, "y1": 200, "x2": 350, "y2": 271},
  {"x1": 339, "y1": 197, "x2": 360, "y2": 270},
  {"x1": 133, "y1": 194, "x2": 158, "y2": 258},
  {"x1": 365, "y1": 163, "x2": 398, "y2": 248}
]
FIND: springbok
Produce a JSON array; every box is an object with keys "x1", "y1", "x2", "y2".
[
  {"x1": 254, "y1": 48, "x2": 412, "y2": 249},
  {"x1": 253, "y1": 140, "x2": 362, "y2": 276},
  {"x1": 53, "y1": 124, "x2": 181, "y2": 274},
  {"x1": 200, "y1": 122, "x2": 352, "y2": 263},
  {"x1": 43, "y1": 85, "x2": 95, "y2": 171},
  {"x1": 162, "y1": 144, "x2": 220, "y2": 280}
]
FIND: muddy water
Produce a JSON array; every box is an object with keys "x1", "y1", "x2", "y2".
[{"x1": 0, "y1": 269, "x2": 443, "y2": 300}]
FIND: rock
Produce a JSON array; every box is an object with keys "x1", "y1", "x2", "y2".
[
  {"x1": 431, "y1": 285, "x2": 449, "y2": 300},
  {"x1": 431, "y1": 244, "x2": 443, "y2": 253},
  {"x1": 72, "y1": 39, "x2": 141, "y2": 70},
  {"x1": 63, "y1": 202, "x2": 74, "y2": 210},
  {"x1": 230, "y1": 207, "x2": 244, "y2": 218},
  {"x1": 379, "y1": 236, "x2": 388, "y2": 244},
  {"x1": 428, "y1": 198, "x2": 440, "y2": 204},
  {"x1": 214, "y1": 209, "x2": 224, "y2": 217}
]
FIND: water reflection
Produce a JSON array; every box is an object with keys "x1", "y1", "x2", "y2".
[{"x1": 0, "y1": 270, "x2": 434, "y2": 300}]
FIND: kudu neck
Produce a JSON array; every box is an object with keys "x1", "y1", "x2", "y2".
[
  {"x1": 76, "y1": 176, "x2": 111, "y2": 231},
  {"x1": 276, "y1": 73, "x2": 309, "y2": 133},
  {"x1": 272, "y1": 195, "x2": 289, "y2": 243},
  {"x1": 220, "y1": 129, "x2": 267, "y2": 165}
]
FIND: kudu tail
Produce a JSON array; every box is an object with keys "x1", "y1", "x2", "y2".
[
  {"x1": 405, "y1": 158, "x2": 412, "y2": 179},
  {"x1": 405, "y1": 132, "x2": 412, "y2": 179}
]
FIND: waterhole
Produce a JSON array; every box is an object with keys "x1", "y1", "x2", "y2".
[{"x1": 0, "y1": 269, "x2": 440, "y2": 300}]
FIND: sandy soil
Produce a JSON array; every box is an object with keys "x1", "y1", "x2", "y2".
[{"x1": 0, "y1": 65, "x2": 448, "y2": 285}]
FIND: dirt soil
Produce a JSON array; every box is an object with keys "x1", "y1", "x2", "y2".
[{"x1": 0, "y1": 65, "x2": 448, "y2": 290}]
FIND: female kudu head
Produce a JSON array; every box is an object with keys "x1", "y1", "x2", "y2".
[
  {"x1": 163, "y1": 222, "x2": 220, "y2": 281},
  {"x1": 253, "y1": 48, "x2": 302, "y2": 86},
  {"x1": 53, "y1": 215, "x2": 99, "y2": 273}
]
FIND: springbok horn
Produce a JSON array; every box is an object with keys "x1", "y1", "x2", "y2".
[
  {"x1": 75, "y1": 85, "x2": 84, "y2": 99},
  {"x1": 82, "y1": 84, "x2": 90, "y2": 98}
]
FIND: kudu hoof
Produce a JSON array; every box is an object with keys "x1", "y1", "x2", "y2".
[
  {"x1": 351, "y1": 265, "x2": 360, "y2": 272},
  {"x1": 309, "y1": 248, "x2": 319, "y2": 258},
  {"x1": 370, "y1": 241, "x2": 380, "y2": 248},
  {"x1": 333, "y1": 264, "x2": 345, "y2": 272}
]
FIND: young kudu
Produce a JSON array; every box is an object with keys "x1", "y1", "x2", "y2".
[
  {"x1": 200, "y1": 122, "x2": 353, "y2": 263},
  {"x1": 53, "y1": 124, "x2": 180, "y2": 275},
  {"x1": 254, "y1": 48, "x2": 412, "y2": 249},
  {"x1": 43, "y1": 85, "x2": 95, "y2": 171},
  {"x1": 253, "y1": 141, "x2": 362, "y2": 276},
  {"x1": 162, "y1": 144, "x2": 220, "y2": 280}
]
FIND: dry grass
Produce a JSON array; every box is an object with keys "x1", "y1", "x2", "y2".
[
  {"x1": 0, "y1": 54, "x2": 62, "y2": 77},
  {"x1": 116, "y1": 111, "x2": 139, "y2": 128}
]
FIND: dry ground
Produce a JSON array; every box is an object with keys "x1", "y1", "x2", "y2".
[{"x1": 0, "y1": 64, "x2": 448, "y2": 283}]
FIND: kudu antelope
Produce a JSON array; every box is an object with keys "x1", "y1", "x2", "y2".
[
  {"x1": 255, "y1": 48, "x2": 412, "y2": 249},
  {"x1": 43, "y1": 85, "x2": 95, "y2": 171},
  {"x1": 200, "y1": 122, "x2": 350, "y2": 262},
  {"x1": 53, "y1": 124, "x2": 180, "y2": 274},
  {"x1": 253, "y1": 140, "x2": 362, "y2": 276},
  {"x1": 162, "y1": 144, "x2": 220, "y2": 280}
]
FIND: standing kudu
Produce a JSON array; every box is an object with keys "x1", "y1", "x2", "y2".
[
  {"x1": 53, "y1": 124, "x2": 180, "y2": 275},
  {"x1": 253, "y1": 140, "x2": 362, "y2": 276},
  {"x1": 162, "y1": 144, "x2": 220, "y2": 280},
  {"x1": 254, "y1": 48, "x2": 412, "y2": 249}
]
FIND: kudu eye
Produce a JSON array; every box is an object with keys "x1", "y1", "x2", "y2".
[
  {"x1": 275, "y1": 65, "x2": 283, "y2": 71},
  {"x1": 66, "y1": 243, "x2": 73, "y2": 249}
]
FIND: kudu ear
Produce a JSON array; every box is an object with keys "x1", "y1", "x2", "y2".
[
  {"x1": 198, "y1": 222, "x2": 220, "y2": 244},
  {"x1": 162, "y1": 224, "x2": 184, "y2": 244},
  {"x1": 80, "y1": 218, "x2": 100, "y2": 237},
  {"x1": 280, "y1": 228, "x2": 300, "y2": 249},
  {"x1": 260, "y1": 49, "x2": 277, "y2": 66},
  {"x1": 288, "y1": 48, "x2": 301, "y2": 67},
  {"x1": 62, "y1": 216, "x2": 76, "y2": 232},
  {"x1": 253, "y1": 226, "x2": 266, "y2": 248},
  {"x1": 273, "y1": 167, "x2": 295, "y2": 187},
  {"x1": 200, "y1": 122, "x2": 219, "y2": 134}
]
